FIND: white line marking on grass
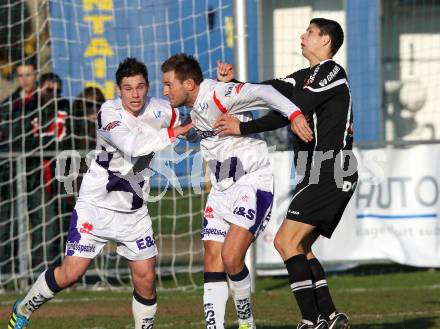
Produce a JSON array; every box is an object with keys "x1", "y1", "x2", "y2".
[
  {"x1": 0, "y1": 297, "x2": 130, "y2": 306},
  {"x1": 1, "y1": 283, "x2": 440, "y2": 306},
  {"x1": 0, "y1": 292, "x2": 192, "y2": 307},
  {"x1": 335, "y1": 284, "x2": 440, "y2": 293},
  {"x1": 351, "y1": 309, "x2": 440, "y2": 319}
]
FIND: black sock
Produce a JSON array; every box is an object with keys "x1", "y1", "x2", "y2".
[
  {"x1": 45, "y1": 268, "x2": 62, "y2": 293},
  {"x1": 285, "y1": 254, "x2": 319, "y2": 323},
  {"x1": 133, "y1": 289, "x2": 157, "y2": 305},
  {"x1": 309, "y1": 258, "x2": 336, "y2": 319}
]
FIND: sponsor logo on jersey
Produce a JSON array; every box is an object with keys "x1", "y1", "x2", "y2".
[
  {"x1": 103, "y1": 120, "x2": 121, "y2": 131},
  {"x1": 198, "y1": 102, "x2": 209, "y2": 112},
  {"x1": 201, "y1": 227, "x2": 227, "y2": 237},
  {"x1": 304, "y1": 65, "x2": 321, "y2": 87},
  {"x1": 153, "y1": 110, "x2": 162, "y2": 118},
  {"x1": 204, "y1": 206, "x2": 214, "y2": 219},
  {"x1": 233, "y1": 206, "x2": 256, "y2": 220},
  {"x1": 225, "y1": 82, "x2": 244, "y2": 97},
  {"x1": 318, "y1": 65, "x2": 340, "y2": 87},
  {"x1": 288, "y1": 209, "x2": 300, "y2": 216},
  {"x1": 342, "y1": 180, "x2": 357, "y2": 192},
  {"x1": 241, "y1": 194, "x2": 249, "y2": 202},
  {"x1": 224, "y1": 84, "x2": 234, "y2": 97},
  {"x1": 136, "y1": 235, "x2": 156, "y2": 250},
  {"x1": 66, "y1": 242, "x2": 96, "y2": 254},
  {"x1": 79, "y1": 222, "x2": 94, "y2": 234}
]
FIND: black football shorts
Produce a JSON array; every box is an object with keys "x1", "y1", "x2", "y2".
[{"x1": 285, "y1": 171, "x2": 358, "y2": 238}]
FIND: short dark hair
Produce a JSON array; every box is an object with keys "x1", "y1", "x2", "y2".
[
  {"x1": 115, "y1": 57, "x2": 148, "y2": 86},
  {"x1": 80, "y1": 86, "x2": 106, "y2": 105},
  {"x1": 310, "y1": 18, "x2": 344, "y2": 56},
  {"x1": 74, "y1": 87, "x2": 106, "y2": 116},
  {"x1": 17, "y1": 57, "x2": 37, "y2": 71},
  {"x1": 161, "y1": 53, "x2": 203, "y2": 85},
  {"x1": 40, "y1": 72, "x2": 63, "y2": 91}
]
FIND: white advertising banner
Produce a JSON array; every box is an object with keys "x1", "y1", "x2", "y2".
[{"x1": 257, "y1": 145, "x2": 440, "y2": 269}]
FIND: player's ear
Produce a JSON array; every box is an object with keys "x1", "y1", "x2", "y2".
[
  {"x1": 322, "y1": 34, "x2": 331, "y2": 49},
  {"x1": 183, "y1": 78, "x2": 196, "y2": 91}
]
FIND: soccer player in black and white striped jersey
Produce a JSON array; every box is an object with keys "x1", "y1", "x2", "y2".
[{"x1": 216, "y1": 18, "x2": 357, "y2": 329}]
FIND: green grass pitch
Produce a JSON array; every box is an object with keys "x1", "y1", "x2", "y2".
[{"x1": 1, "y1": 270, "x2": 439, "y2": 328}]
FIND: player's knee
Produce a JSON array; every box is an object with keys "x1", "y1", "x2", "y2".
[
  {"x1": 221, "y1": 251, "x2": 242, "y2": 274},
  {"x1": 274, "y1": 231, "x2": 301, "y2": 256},
  {"x1": 132, "y1": 271, "x2": 155, "y2": 297},
  {"x1": 132, "y1": 269, "x2": 155, "y2": 287},
  {"x1": 204, "y1": 248, "x2": 221, "y2": 265}
]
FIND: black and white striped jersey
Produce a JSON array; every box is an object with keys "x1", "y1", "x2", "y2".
[{"x1": 240, "y1": 59, "x2": 354, "y2": 172}]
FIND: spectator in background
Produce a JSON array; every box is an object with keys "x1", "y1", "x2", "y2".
[
  {"x1": 0, "y1": 58, "x2": 38, "y2": 277},
  {"x1": 0, "y1": 59, "x2": 38, "y2": 148},
  {"x1": 0, "y1": 58, "x2": 38, "y2": 113},
  {"x1": 72, "y1": 86, "x2": 105, "y2": 150},
  {"x1": 27, "y1": 72, "x2": 71, "y2": 272}
]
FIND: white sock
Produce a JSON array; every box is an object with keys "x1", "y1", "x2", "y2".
[
  {"x1": 229, "y1": 270, "x2": 255, "y2": 325},
  {"x1": 203, "y1": 281, "x2": 229, "y2": 329},
  {"x1": 18, "y1": 270, "x2": 57, "y2": 319},
  {"x1": 132, "y1": 292, "x2": 157, "y2": 329}
]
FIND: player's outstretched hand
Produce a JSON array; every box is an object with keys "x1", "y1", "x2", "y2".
[
  {"x1": 217, "y1": 60, "x2": 235, "y2": 82},
  {"x1": 291, "y1": 114, "x2": 313, "y2": 142},
  {"x1": 214, "y1": 114, "x2": 241, "y2": 136}
]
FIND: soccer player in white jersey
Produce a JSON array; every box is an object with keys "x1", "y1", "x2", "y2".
[
  {"x1": 7, "y1": 57, "x2": 192, "y2": 329},
  {"x1": 161, "y1": 53, "x2": 312, "y2": 329}
]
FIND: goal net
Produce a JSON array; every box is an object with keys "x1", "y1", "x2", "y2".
[{"x1": 0, "y1": 0, "x2": 233, "y2": 291}]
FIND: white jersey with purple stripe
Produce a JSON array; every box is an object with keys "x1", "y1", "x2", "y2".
[
  {"x1": 77, "y1": 96, "x2": 179, "y2": 214},
  {"x1": 191, "y1": 79, "x2": 300, "y2": 191}
]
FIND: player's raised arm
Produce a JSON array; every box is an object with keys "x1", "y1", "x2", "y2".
[
  {"x1": 216, "y1": 60, "x2": 235, "y2": 82},
  {"x1": 214, "y1": 82, "x2": 313, "y2": 142},
  {"x1": 216, "y1": 59, "x2": 297, "y2": 99},
  {"x1": 214, "y1": 111, "x2": 288, "y2": 136}
]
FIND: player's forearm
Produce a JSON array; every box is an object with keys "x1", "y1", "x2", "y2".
[
  {"x1": 239, "y1": 111, "x2": 289, "y2": 135},
  {"x1": 261, "y1": 79, "x2": 294, "y2": 99},
  {"x1": 105, "y1": 128, "x2": 173, "y2": 157},
  {"x1": 253, "y1": 84, "x2": 302, "y2": 120},
  {"x1": 133, "y1": 129, "x2": 174, "y2": 156}
]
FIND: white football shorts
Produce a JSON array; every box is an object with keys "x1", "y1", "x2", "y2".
[
  {"x1": 65, "y1": 201, "x2": 157, "y2": 261},
  {"x1": 201, "y1": 170, "x2": 274, "y2": 243}
]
